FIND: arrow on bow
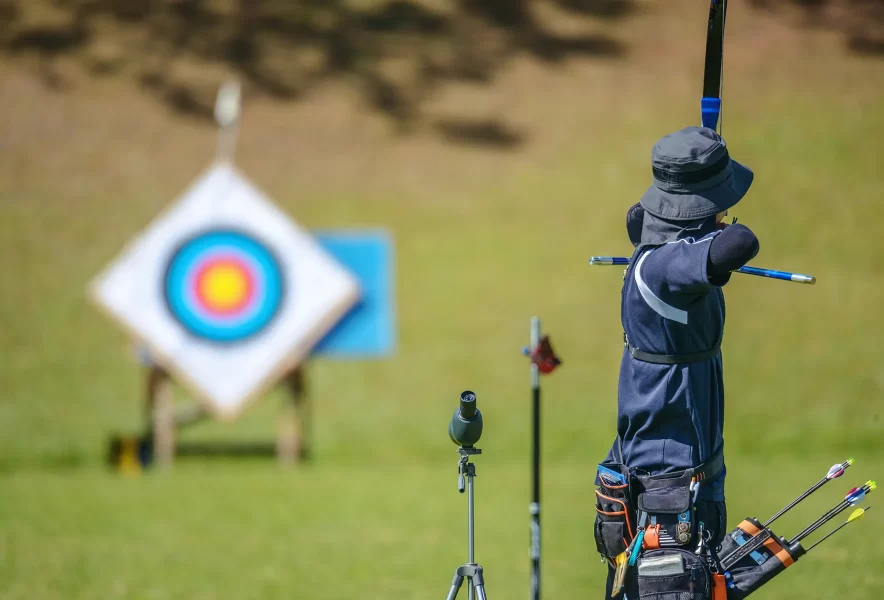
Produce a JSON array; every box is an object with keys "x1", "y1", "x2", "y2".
[{"x1": 702, "y1": 0, "x2": 728, "y2": 132}]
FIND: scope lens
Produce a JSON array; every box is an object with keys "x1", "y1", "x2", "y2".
[{"x1": 460, "y1": 390, "x2": 477, "y2": 420}]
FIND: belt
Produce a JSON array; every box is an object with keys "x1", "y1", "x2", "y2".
[
  {"x1": 624, "y1": 332, "x2": 721, "y2": 365},
  {"x1": 613, "y1": 436, "x2": 725, "y2": 485},
  {"x1": 636, "y1": 444, "x2": 726, "y2": 488}
]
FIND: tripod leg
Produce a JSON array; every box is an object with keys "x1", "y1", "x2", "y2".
[
  {"x1": 446, "y1": 573, "x2": 464, "y2": 600},
  {"x1": 472, "y1": 566, "x2": 486, "y2": 600}
]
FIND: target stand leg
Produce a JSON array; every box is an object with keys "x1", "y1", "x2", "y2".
[
  {"x1": 147, "y1": 366, "x2": 175, "y2": 469},
  {"x1": 277, "y1": 366, "x2": 310, "y2": 465}
]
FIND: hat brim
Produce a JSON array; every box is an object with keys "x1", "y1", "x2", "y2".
[{"x1": 639, "y1": 159, "x2": 754, "y2": 221}]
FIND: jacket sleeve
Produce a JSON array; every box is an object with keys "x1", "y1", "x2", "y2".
[
  {"x1": 637, "y1": 234, "x2": 718, "y2": 308},
  {"x1": 706, "y1": 224, "x2": 760, "y2": 285}
]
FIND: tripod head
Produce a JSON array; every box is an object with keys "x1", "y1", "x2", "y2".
[{"x1": 457, "y1": 446, "x2": 482, "y2": 493}]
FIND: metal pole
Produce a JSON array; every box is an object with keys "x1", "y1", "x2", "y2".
[
  {"x1": 469, "y1": 469, "x2": 475, "y2": 600},
  {"x1": 530, "y1": 316, "x2": 541, "y2": 600}
]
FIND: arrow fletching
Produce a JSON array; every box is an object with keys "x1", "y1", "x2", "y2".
[
  {"x1": 847, "y1": 507, "x2": 867, "y2": 523},
  {"x1": 826, "y1": 458, "x2": 853, "y2": 480},
  {"x1": 846, "y1": 481, "x2": 876, "y2": 505},
  {"x1": 806, "y1": 506, "x2": 871, "y2": 552}
]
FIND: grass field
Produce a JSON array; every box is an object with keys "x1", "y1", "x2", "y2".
[{"x1": 2, "y1": 1, "x2": 884, "y2": 598}]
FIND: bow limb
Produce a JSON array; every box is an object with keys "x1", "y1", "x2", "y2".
[{"x1": 701, "y1": 0, "x2": 727, "y2": 132}]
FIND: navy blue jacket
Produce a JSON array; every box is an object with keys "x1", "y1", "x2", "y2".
[{"x1": 606, "y1": 230, "x2": 727, "y2": 502}]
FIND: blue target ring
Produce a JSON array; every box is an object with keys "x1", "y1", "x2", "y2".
[{"x1": 163, "y1": 230, "x2": 285, "y2": 344}]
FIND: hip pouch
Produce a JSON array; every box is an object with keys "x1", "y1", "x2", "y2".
[
  {"x1": 636, "y1": 471, "x2": 698, "y2": 551},
  {"x1": 636, "y1": 548, "x2": 712, "y2": 600},
  {"x1": 593, "y1": 462, "x2": 637, "y2": 560},
  {"x1": 715, "y1": 518, "x2": 804, "y2": 600}
]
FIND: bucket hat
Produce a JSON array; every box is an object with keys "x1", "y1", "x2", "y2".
[{"x1": 639, "y1": 126, "x2": 753, "y2": 221}]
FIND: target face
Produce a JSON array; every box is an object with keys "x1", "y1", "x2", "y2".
[
  {"x1": 88, "y1": 162, "x2": 360, "y2": 420},
  {"x1": 164, "y1": 230, "x2": 284, "y2": 344}
]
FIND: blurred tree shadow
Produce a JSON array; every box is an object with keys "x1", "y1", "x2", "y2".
[
  {"x1": 0, "y1": 0, "x2": 635, "y2": 149},
  {"x1": 434, "y1": 118, "x2": 526, "y2": 149},
  {"x1": 748, "y1": 0, "x2": 884, "y2": 56}
]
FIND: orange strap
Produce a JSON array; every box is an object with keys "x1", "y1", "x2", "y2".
[
  {"x1": 761, "y1": 537, "x2": 795, "y2": 568},
  {"x1": 712, "y1": 574, "x2": 728, "y2": 600},
  {"x1": 643, "y1": 525, "x2": 660, "y2": 550},
  {"x1": 738, "y1": 519, "x2": 761, "y2": 536},
  {"x1": 729, "y1": 521, "x2": 796, "y2": 569}
]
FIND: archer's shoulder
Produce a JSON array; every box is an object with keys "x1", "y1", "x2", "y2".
[
  {"x1": 659, "y1": 232, "x2": 720, "y2": 251},
  {"x1": 714, "y1": 223, "x2": 760, "y2": 247}
]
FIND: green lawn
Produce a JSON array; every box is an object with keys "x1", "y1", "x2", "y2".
[{"x1": 2, "y1": 1, "x2": 884, "y2": 598}]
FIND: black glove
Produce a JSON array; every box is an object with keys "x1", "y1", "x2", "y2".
[{"x1": 707, "y1": 223, "x2": 760, "y2": 284}]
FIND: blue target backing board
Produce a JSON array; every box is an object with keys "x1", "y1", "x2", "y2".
[
  {"x1": 88, "y1": 162, "x2": 361, "y2": 420},
  {"x1": 312, "y1": 230, "x2": 396, "y2": 358}
]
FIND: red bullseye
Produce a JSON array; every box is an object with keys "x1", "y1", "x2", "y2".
[{"x1": 193, "y1": 256, "x2": 255, "y2": 316}]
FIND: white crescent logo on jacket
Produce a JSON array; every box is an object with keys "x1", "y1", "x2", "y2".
[{"x1": 634, "y1": 236, "x2": 715, "y2": 325}]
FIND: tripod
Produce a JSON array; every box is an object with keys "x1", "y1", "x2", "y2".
[{"x1": 445, "y1": 446, "x2": 488, "y2": 600}]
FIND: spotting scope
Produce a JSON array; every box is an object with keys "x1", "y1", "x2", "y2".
[{"x1": 448, "y1": 390, "x2": 483, "y2": 447}]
